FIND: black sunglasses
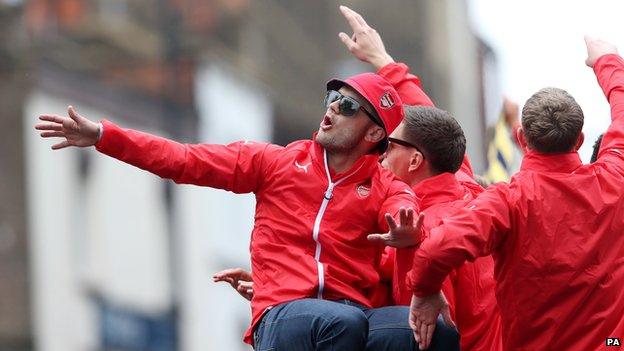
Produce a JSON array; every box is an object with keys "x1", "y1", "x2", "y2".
[
  {"x1": 388, "y1": 137, "x2": 426, "y2": 159},
  {"x1": 324, "y1": 90, "x2": 383, "y2": 127}
]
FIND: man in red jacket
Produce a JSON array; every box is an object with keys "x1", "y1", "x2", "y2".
[
  {"x1": 34, "y1": 34, "x2": 444, "y2": 349},
  {"x1": 408, "y1": 37, "x2": 624, "y2": 350},
  {"x1": 377, "y1": 106, "x2": 503, "y2": 351},
  {"x1": 339, "y1": 7, "x2": 502, "y2": 350}
]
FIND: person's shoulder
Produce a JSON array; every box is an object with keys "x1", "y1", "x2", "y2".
[
  {"x1": 374, "y1": 165, "x2": 416, "y2": 196},
  {"x1": 283, "y1": 139, "x2": 313, "y2": 150},
  {"x1": 372, "y1": 163, "x2": 401, "y2": 186}
]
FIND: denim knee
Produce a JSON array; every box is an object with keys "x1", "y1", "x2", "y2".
[{"x1": 316, "y1": 307, "x2": 368, "y2": 348}]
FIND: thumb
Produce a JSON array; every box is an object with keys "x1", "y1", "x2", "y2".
[
  {"x1": 367, "y1": 233, "x2": 390, "y2": 244},
  {"x1": 68, "y1": 105, "x2": 83, "y2": 123},
  {"x1": 339, "y1": 32, "x2": 357, "y2": 50},
  {"x1": 441, "y1": 306, "x2": 456, "y2": 329}
]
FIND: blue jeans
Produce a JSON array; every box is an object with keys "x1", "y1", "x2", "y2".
[{"x1": 253, "y1": 299, "x2": 460, "y2": 351}]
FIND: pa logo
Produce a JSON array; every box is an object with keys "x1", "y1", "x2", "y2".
[{"x1": 606, "y1": 337, "x2": 621, "y2": 347}]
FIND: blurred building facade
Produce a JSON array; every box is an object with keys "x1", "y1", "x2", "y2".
[{"x1": 0, "y1": 0, "x2": 499, "y2": 350}]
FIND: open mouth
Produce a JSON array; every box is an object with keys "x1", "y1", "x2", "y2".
[{"x1": 320, "y1": 115, "x2": 333, "y2": 131}]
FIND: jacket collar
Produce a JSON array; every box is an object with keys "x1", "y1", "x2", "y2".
[
  {"x1": 413, "y1": 172, "x2": 467, "y2": 210},
  {"x1": 520, "y1": 151, "x2": 583, "y2": 174}
]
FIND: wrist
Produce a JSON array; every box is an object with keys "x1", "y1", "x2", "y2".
[
  {"x1": 371, "y1": 54, "x2": 395, "y2": 70},
  {"x1": 96, "y1": 122, "x2": 103, "y2": 143}
]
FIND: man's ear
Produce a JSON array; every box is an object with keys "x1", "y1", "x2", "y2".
[
  {"x1": 574, "y1": 132, "x2": 585, "y2": 151},
  {"x1": 408, "y1": 151, "x2": 425, "y2": 173},
  {"x1": 517, "y1": 127, "x2": 530, "y2": 153},
  {"x1": 365, "y1": 125, "x2": 385, "y2": 144}
]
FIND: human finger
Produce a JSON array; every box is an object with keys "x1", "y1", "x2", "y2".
[
  {"x1": 35, "y1": 123, "x2": 63, "y2": 131},
  {"x1": 406, "y1": 207, "x2": 414, "y2": 226},
  {"x1": 399, "y1": 207, "x2": 408, "y2": 225},
  {"x1": 422, "y1": 323, "x2": 435, "y2": 350},
  {"x1": 38, "y1": 115, "x2": 66, "y2": 124},
  {"x1": 442, "y1": 307, "x2": 456, "y2": 329},
  {"x1": 385, "y1": 213, "x2": 398, "y2": 231},
  {"x1": 343, "y1": 6, "x2": 369, "y2": 29},
  {"x1": 68, "y1": 105, "x2": 83, "y2": 123},
  {"x1": 51, "y1": 140, "x2": 71, "y2": 150},
  {"x1": 40, "y1": 131, "x2": 66, "y2": 138},
  {"x1": 367, "y1": 233, "x2": 391, "y2": 244},
  {"x1": 419, "y1": 322, "x2": 429, "y2": 349},
  {"x1": 338, "y1": 32, "x2": 357, "y2": 51},
  {"x1": 339, "y1": 5, "x2": 363, "y2": 33}
]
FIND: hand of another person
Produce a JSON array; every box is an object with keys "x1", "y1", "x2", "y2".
[
  {"x1": 35, "y1": 106, "x2": 101, "y2": 149},
  {"x1": 585, "y1": 35, "x2": 618, "y2": 68},
  {"x1": 368, "y1": 207, "x2": 424, "y2": 248},
  {"x1": 236, "y1": 281, "x2": 254, "y2": 301},
  {"x1": 338, "y1": 5, "x2": 394, "y2": 70},
  {"x1": 503, "y1": 97, "x2": 520, "y2": 128},
  {"x1": 213, "y1": 268, "x2": 254, "y2": 301},
  {"x1": 409, "y1": 292, "x2": 455, "y2": 350}
]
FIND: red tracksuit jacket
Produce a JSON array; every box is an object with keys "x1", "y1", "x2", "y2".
[
  {"x1": 94, "y1": 121, "x2": 417, "y2": 344},
  {"x1": 395, "y1": 174, "x2": 503, "y2": 351},
  {"x1": 379, "y1": 62, "x2": 503, "y2": 350},
  {"x1": 408, "y1": 53, "x2": 624, "y2": 350}
]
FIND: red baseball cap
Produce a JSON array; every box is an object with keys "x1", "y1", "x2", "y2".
[{"x1": 327, "y1": 72, "x2": 404, "y2": 153}]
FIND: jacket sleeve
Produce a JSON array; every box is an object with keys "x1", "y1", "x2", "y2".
[
  {"x1": 407, "y1": 184, "x2": 512, "y2": 297},
  {"x1": 378, "y1": 62, "x2": 484, "y2": 191},
  {"x1": 377, "y1": 62, "x2": 435, "y2": 106},
  {"x1": 450, "y1": 257, "x2": 501, "y2": 351},
  {"x1": 593, "y1": 54, "x2": 624, "y2": 175},
  {"x1": 377, "y1": 179, "x2": 419, "y2": 232},
  {"x1": 95, "y1": 120, "x2": 281, "y2": 193}
]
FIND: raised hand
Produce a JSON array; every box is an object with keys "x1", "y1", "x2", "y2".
[
  {"x1": 368, "y1": 207, "x2": 424, "y2": 248},
  {"x1": 213, "y1": 268, "x2": 254, "y2": 301},
  {"x1": 409, "y1": 292, "x2": 455, "y2": 350},
  {"x1": 585, "y1": 35, "x2": 618, "y2": 68},
  {"x1": 35, "y1": 106, "x2": 101, "y2": 149},
  {"x1": 503, "y1": 97, "x2": 520, "y2": 129},
  {"x1": 338, "y1": 5, "x2": 394, "y2": 70}
]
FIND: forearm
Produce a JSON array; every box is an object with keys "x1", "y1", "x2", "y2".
[
  {"x1": 408, "y1": 228, "x2": 478, "y2": 297},
  {"x1": 595, "y1": 54, "x2": 624, "y2": 122},
  {"x1": 594, "y1": 54, "x2": 624, "y2": 162},
  {"x1": 95, "y1": 120, "x2": 190, "y2": 182},
  {"x1": 377, "y1": 62, "x2": 435, "y2": 106},
  {"x1": 95, "y1": 120, "x2": 268, "y2": 191},
  {"x1": 408, "y1": 186, "x2": 511, "y2": 296}
]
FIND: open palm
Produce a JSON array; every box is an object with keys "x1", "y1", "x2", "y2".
[{"x1": 35, "y1": 106, "x2": 100, "y2": 149}]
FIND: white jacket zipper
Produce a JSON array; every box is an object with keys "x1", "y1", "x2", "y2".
[{"x1": 313, "y1": 149, "x2": 364, "y2": 299}]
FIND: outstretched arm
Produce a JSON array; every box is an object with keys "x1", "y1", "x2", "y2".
[
  {"x1": 586, "y1": 36, "x2": 624, "y2": 174},
  {"x1": 36, "y1": 107, "x2": 280, "y2": 193}
]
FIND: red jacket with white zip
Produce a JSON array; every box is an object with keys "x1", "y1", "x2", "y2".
[
  {"x1": 409, "y1": 54, "x2": 624, "y2": 350},
  {"x1": 95, "y1": 123, "x2": 417, "y2": 344}
]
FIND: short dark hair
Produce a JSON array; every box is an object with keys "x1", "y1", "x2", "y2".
[
  {"x1": 590, "y1": 133, "x2": 604, "y2": 163},
  {"x1": 402, "y1": 106, "x2": 466, "y2": 174},
  {"x1": 521, "y1": 87, "x2": 584, "y2": 153}
]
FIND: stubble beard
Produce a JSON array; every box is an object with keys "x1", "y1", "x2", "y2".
[{"x1": 317, "y1": 128, "x2": 364, "y2": 154}]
